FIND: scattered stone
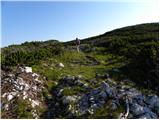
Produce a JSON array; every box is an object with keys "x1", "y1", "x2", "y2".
[
  {"x1": 99, "y1": 91, "x2": 108, "y2": 98},
  {"x1": 137, "y1": 113, "x2": 151, "y2": 119},
  {"x1": 106, "y1": 78, "x2": 116, "y2": 86},
  {"x1": 113, "y1": 68, "x2": 120, "y2": 73},
  {"x1": 4, "y1": 104, "x2": 9, "y2": 111},
  {"x1": 145, "y1": 95, "x2": 159, "y2": 109},
  {"x1": 111, "y1": 102, "x2": 118, "y2": 111},
  {"x1": 23, "y1": 95, "x2": 28, "y2": 100},
  {"x1": 17, "y1": 67, "x2": 25, "y2": 73},
  {"x1": 31, "y1": 100, "x2": 40, "y2": 108},
  {"x1": 88, "y1": 109, "x2": 94, "y2": 115},
  {"x1": 57, "y1": 89, "x2": 64, "y2": 97},
  {"x1": 127, "y1": 113, "x2": 134, "y2": 119},
  {"x1": 2, "y1": 93, "x2": 8, "y2": 98},
  {"x1": 62, "y1": 96, "x2": 77, "y2": 104},
  {"x1": 24, "y1": 67, "x2": 32, "y2": 73},
  {"x1": 56, "y1": 63, "x2": 64, "y2": 68},
  {"x1": 1, "y1": 66, "x2": 44, "y2": 119},
  {"x1": 102, "y1": 82, "x2": 113, "y2": 97},
  {"x1": 32, "y1": 73, "x2": 39, "y2": 77},
  {"x1": 7, "y1": 94, "x2": 14, "y2": 101},
  {"x1": 89, "y1": 79, "x2": 97, "y2": 85},
  {"x1": 75, "y1": 75, "x2": 82, "y2": 80},
  {"x1": 77, "y1": 81, "x2": 113, "y2": 114},
  {"x1": 130, "y1": 103, "x2": 146, "y2": 116},
  {"x1": 32, "y1": 110, "x2": 39, "y2": 119},
  {"x1": 2, "y1": 67, "x2": 159, "y2": 119}
]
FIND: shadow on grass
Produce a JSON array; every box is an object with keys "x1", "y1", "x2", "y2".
[{"x1": 107, "y1": 62, "x2": 159, "y2": 95}]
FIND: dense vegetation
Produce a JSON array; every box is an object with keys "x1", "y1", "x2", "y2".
[
  {"x1": 65, "y1": 23, "x2": 159, "y2": 91},
  {"x1": 1, "y1": 22, "x2": 159, "y2": 92},
  {"x1": 1, "y1": 40, "x2": 64, "y2": 66}
]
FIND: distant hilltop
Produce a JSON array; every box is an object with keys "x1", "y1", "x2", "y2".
[{"x1": 2, "y1": 22, "x2": 158, "y2": 48}]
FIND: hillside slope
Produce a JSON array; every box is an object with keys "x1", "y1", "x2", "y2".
[
  {"x1": 2, "y1": 22, "x2": 159, "y2": 90},
  {"x1": 1, "y1": 22, "x2": 159, "y2": 119}
]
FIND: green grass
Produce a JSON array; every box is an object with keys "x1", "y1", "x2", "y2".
[
  {"x1": 32, "y1": 51, "x2": 127, "y2": 90},
  {"x1": 92, "y1": 100, "x2": 125, "y2": 119},
  {"x1": 62, "y1": 86, "x2": 85, "y2": 96},
  {"x1": 16, "y1": 99, "x2": 33, "y2": 119}
]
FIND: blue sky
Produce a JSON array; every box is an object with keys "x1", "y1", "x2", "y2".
[{"x1": 1, "y1": 1, "x2": 159, "y2": 47}]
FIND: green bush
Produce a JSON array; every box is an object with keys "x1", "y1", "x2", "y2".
[{"x1": 1, "y1": 43, "x2": 64, "y2": 66}]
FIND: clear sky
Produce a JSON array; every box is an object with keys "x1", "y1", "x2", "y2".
[{"x1": 1, "y1": 0, "x2": 159, "y2": 47}]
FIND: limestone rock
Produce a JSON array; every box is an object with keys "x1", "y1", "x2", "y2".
[
  {"x1": 62, "y1": 96, "x2": 77, "y2": 104},
  {"x1": 24, "y1": 67, "x2": 32, "y2": 73},
  {"x1": 31, "y1": 100, "x2": 40, "y2": 108},
  {"x1": 145, "y1": 95, "x2": 159, "y2": 114},
  {"x1": 1, "y1": 66, "x2": 44, "y2": 119},
  {"x1": 7, "y1": 94, "x2": 14, "y2": 101},
  {"x1": 145, "y1": 95, "x2": 159, "y2": 108},
  {"x1": 56, "y1": 63, "x2": 64, "y2": 68}
]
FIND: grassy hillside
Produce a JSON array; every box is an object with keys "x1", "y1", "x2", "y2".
[
  {"x1": 1, "y1": 22, "x2": 159, "y2": 119},
  {"x1": 1, "y1": 22, "x2": 159, "y2": 93}
]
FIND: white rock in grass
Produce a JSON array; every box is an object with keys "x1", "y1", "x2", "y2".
[
  {"x1": 4, "y1": 104, "x2": 9, "y2": 110},
  {"x1": 10, "y1": 92, "x2": 17, "y2": 96},
  {"x1": 62, "y1": 96, "x2": 77, "y2": 104},
  {"x1": 7, "y1": 94, "x2": 14, "y2": 101},
  {"x1": 18, "y1": 67, "x2": 25, "y2": 73},
  {"x1": 32, "y1": 110, "x2": 39, "y2": 119},
  {"x1": 23, "y1": 95, "x2": 28, "y2": 100},
  {"x1": 32, "y1": 86, "x2": 37, "y2": 90},
  {"x1": 32, "y1": 73, "x2": 39, "y2": 77},
  {"x1": 31, "y1": 100, "x2": 40, "y2": 107},
  {"x1": 2, "y1": 93, "x2": 8, "y2": 98},
  {"x1": 25, "y1": 67, "x2": 32, "y2": 73},
  {"x1": 23, "y1": 91, "x2": 27, "y2": 96},
  {"x1": 56, "y1": 63, "x2": 64, "y2": 68}
]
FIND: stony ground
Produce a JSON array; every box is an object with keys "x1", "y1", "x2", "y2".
[
  {"x1": 1, "y1": 66, "x2": 45, "y2": 118},
  {"x1": 1, "y1": 65, "x2": 159, "y2": 119}
]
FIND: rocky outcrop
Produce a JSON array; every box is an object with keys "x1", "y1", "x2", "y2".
[
  {"x1": 1, "y1": 68, "x2": 159, "y2": 119},
  {"x1": 49, "y1": 74, "x2": 159, "y2": 119},
  {"x1": 77, "y1": 81, "x2": 117, "y2": 115},
  {"x1": 1, "y1": 66, "x2": 44, "y2": 119},
  {"x1": 58, "y1": 75, "x2": 90, "y2": 89}
]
